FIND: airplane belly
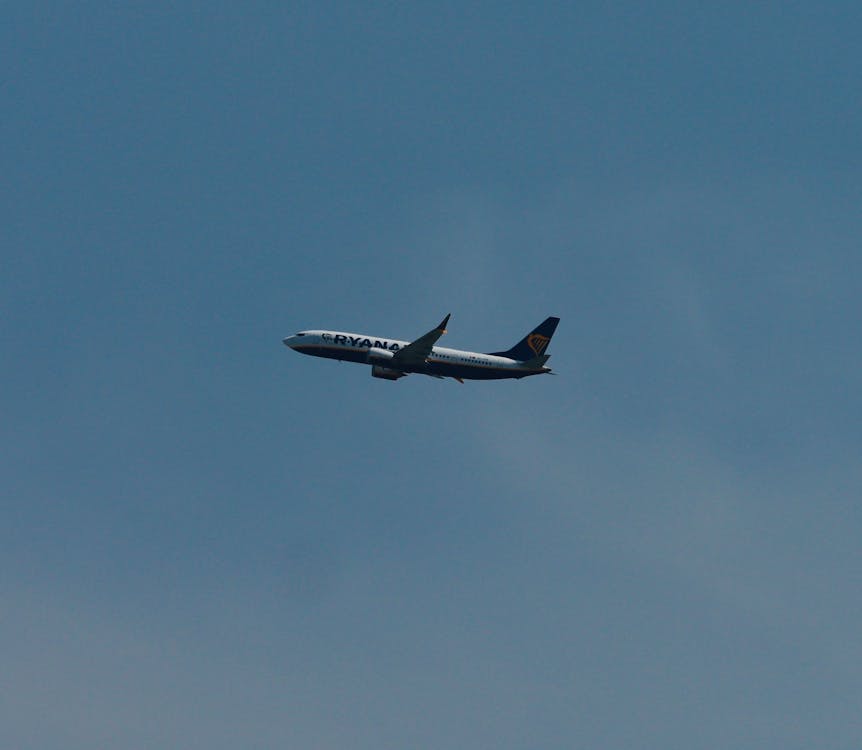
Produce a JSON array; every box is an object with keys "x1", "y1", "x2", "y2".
[{"x1": 426, "y1": 361, "x2": 520, "y2": 380}]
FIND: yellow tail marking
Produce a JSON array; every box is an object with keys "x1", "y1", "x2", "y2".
[{"x1": 527, "y1": 333, "x2": 550, "y2": 356}]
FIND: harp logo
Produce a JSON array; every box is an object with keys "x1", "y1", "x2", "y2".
[{"x1": 527, "y1": 333, "x2": 550, "y2": 357}]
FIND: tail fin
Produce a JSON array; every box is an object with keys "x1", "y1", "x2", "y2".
[{"x1": 488, "y1": 316, "x2": 560, "y2": 361}]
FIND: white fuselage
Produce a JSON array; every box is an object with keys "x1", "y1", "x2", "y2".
[{"x1": 282, "y1": 330, "x2": 546, "y2": 381}]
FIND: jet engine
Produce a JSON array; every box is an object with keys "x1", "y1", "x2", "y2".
[
  {"x1": 371, "y1": 365, "x2": 404, "y2": 381},
  {"x1": 366, "y1": 347, "x2": 396, "y2": 364}
]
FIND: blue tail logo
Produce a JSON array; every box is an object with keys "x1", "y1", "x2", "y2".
[{"x1": 486, "y1": 316, "x2": 560, "y2": 362}]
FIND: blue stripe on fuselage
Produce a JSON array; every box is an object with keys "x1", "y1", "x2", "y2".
[{"x1": 291, "y1": 344, "x2": 368, "y2": 364}]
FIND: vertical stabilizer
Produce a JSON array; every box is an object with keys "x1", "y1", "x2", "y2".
[{"x1": 488, "y1": 317, "x2": 560, "y2": 361}]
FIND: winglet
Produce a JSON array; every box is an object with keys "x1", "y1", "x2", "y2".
[{"x1": 437, "y1": 313, "x2": 450, "y2": 333}]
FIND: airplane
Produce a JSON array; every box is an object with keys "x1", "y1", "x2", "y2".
[{"x1": 282, "y1": 314, "x2": 560, "y2": 382}]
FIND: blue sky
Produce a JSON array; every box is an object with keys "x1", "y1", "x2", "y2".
[{"x1": 2, "y1": 4, "x2": 861, "y2": 748}]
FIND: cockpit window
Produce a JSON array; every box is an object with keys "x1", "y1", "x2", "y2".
[{"x1": 296, "y1": 332, "x2": 306, "y2": 336}]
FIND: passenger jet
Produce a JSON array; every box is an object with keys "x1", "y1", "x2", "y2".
[{"x1": 282, "y1": 314, "x2": 560, "y2": 382}]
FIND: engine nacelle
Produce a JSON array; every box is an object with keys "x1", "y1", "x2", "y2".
[
  {"x1": 371, "y1": 365, "x2": 404, "y2": 381},
  {"x1": 366, "y1": 347, "x2": 395, "y2": 365},
  {"x1": 368, "y1": 348, "x2": 403, "y2": 379}
]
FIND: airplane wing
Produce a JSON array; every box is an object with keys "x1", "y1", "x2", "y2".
[{"x1": 390, "y1": 314, "x2": 450, "y2": 370}]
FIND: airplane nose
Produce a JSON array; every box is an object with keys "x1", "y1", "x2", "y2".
[{"x1": 282, "y1": 336, "x2": 294, "y2": 348}]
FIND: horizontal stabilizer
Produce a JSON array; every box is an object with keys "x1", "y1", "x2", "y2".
[{"x1": 522, "y1": 354, "x2": 550, "y2": 369}]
